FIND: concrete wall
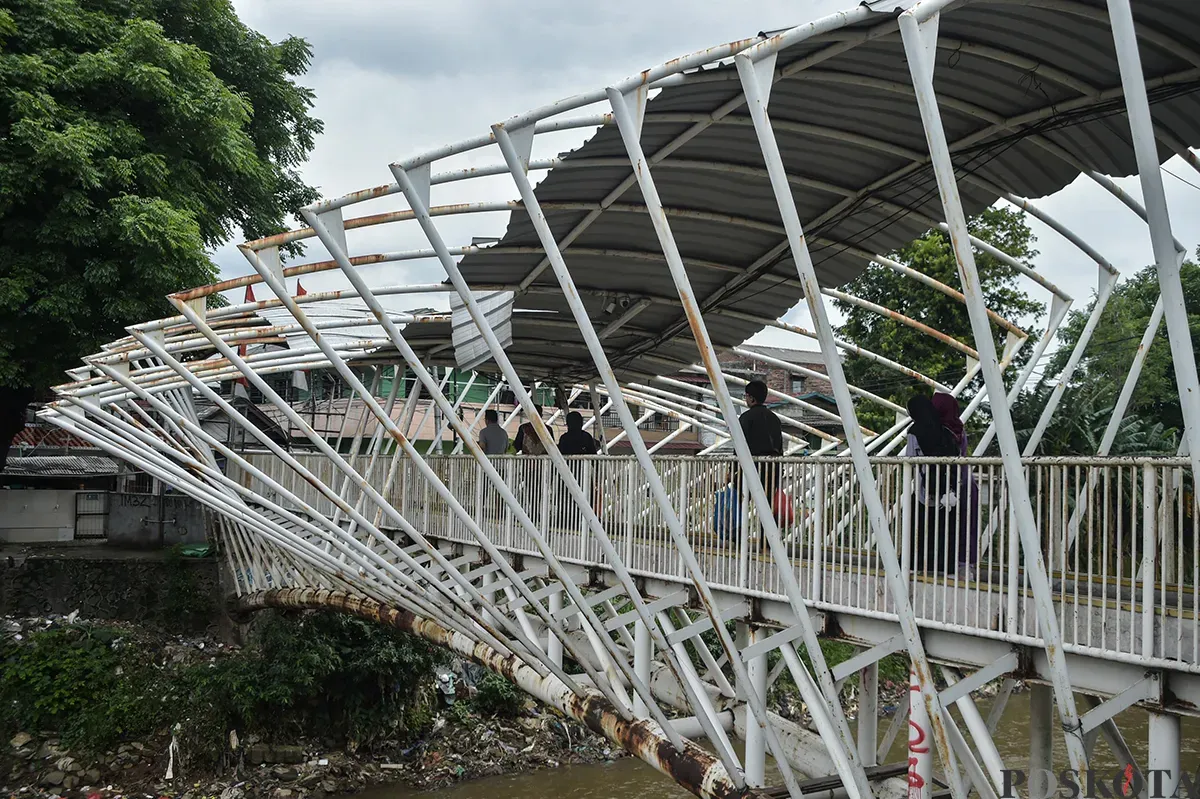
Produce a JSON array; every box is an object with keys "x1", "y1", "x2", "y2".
[
  {"x1": 0, "y1": 548, "x2": 223, "y2": 633},
  {"x1": 0, "y1": 490, "x2": 80, "y2": 543},
  {"x1": 108, "y1": 492, "x2": 208, "y2": 549}
]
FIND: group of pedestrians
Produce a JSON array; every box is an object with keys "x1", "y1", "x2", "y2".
[
  {"x1": 474, "y1": 383, "x2": 980, "y2": 576},
  {"x1": 726, "y1": 378, "x2": 979, "y2": 575},
  {"x1": 475, "y1": 405, "x2": 602, "y2": 524},
  {"x1": 476, "y1": 406, "x2": 600, "y2": 457}
]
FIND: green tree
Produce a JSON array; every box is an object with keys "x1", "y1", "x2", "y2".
[
  {"x1": 833, "y1": 207, "x2": 1044, "y2": 431},
  {"x1": 0, "y1": 0, "x2": 322, "y2": 468},
  {"x1": 1010, "y1": 256, "x2": 1200, "y2": 455},
  {"x1": 1044, "y1": 257, "x2": 1200, "y2": 434}
]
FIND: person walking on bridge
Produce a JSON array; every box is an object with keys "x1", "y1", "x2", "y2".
[
  {"x1": 557, "y1": 410, "x2": 600, "y2": 525},
  {"x1": 931, "y1": 391, "x2": 979, "y2": 571},
  {"x1": 740, "y1": 379, "x2": 783, "y2": 495},
  {"x1": 478, "y1": 408, "x2": 509, "y2": 455},
  {"x1": 477, "y1": 408, "x2": 509, "y2": 520},
  {"x1": 906, "y1": 394, "x2": 960, "y2": 574},
  {"x1": 739, "y1": 380, "x2": 785, "y2": 549}
]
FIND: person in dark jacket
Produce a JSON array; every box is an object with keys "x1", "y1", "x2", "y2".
[
  {"x1": 739, "y1": 380, "x2": 783, "y2": 496},
  {"x1": 905, "y1": 394, "x2": 960, "y2": 573},
  {"x1": 558, "y1": 411, "x2": 599, "y2": 455},
  {"x1": 557, "y1": 411, "x2": 599, "y2": 526}
]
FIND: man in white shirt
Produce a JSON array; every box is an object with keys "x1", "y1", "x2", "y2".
[{"x1": 478, "y1": 409, "x2": 509, "y2": 455}]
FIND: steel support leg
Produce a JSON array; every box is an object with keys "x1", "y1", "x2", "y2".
[
  {"x1": 943, "y1": 668, "x2": 1005, "y2": 793},
  {"x1": 898, "y1": 9, "x2": 1087, "y2": 772},
  {"x1": 634, "y1": 619, "x2": 651, "y2": 717},
  {"x1": 858, "y1": 662, "x2": 879, "y2": 768},
  {"x1": 547, "y1": 583, "x2": 563, "y2": 669},
  {"x1": 735, "y1": 35, "x2": 962, "y2": 799},
  {"x1": 1030, "y1": 684, "x2": 1054, "y2": 798},
  {"x1": 745, "y1": 626, "x2": 768, "y2": 788},
  {"x1": 1148, "y1": 711, "x2": 1180, "y2": 799},
  {"x1": 1106, "y1": 0, "x2": 1200, "y2": 485}
]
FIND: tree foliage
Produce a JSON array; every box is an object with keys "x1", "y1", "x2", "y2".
[
  {"x1": 0, "y1": 0, "x2": 322, "y2": 462},
  {"x1": 833, "y1": 207, "x2": 1044, "y2": 431},
  {"x1": 1009, "y1": 256, "x2": 1200, "y2": 455}
]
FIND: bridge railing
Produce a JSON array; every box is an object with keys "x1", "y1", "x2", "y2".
[{"x1": 230, "y1": 452, "x2": 1196, "y2": 670}]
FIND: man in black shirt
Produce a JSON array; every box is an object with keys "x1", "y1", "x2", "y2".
[
  {"x1": 740, "y1": 380, "x2": 782, "y2": 457},
  {"x1": 557, "y1": 411, "x2": 599, "y2": 526},
  {"x1": 559, "y1": 411, "x2": 599, "y2": 455},
  {"x1": 739, "y1": 379, "x2": 783, "y2": 505}
]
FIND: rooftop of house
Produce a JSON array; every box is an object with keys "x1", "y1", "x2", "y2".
[{"x1": 732, "y1": 345, "x2": 834, "y2": 367}]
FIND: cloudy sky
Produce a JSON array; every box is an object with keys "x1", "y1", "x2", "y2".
[{"x1": 217, "y1": 0, "x2": 1200, "y2": 357}]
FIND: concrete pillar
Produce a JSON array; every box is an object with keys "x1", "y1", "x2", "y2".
[{"x1": 1030, "y1": 683, "x2": 1054, "y2": 798}]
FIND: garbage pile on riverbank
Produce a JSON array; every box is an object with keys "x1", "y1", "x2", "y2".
[
  {"x1": 4, "y1": 713, "x2": 623, "y2": 799},
  {"x1": 0, "y1": 613, "x2": 623, "y2": 799}
]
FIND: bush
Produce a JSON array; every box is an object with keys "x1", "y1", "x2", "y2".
[
  {"x1": 0, "y1": 625, "x2": 169, "y2": 751},
  {"x1": 472, "y1": 673, "x2": 524, "y2": 718},
  {"x1": 175, "y1": 611, "x2": 447, "y2": 763},
  {"x1": 0, "y1": 611, "x2": 448, "y2": 763}
]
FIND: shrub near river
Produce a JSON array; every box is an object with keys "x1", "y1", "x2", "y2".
[{"x1": 1, "y1": 611, "x2": 447, "y2": 789}]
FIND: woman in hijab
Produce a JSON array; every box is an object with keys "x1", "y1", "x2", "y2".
[
  {"x1": 932, "y1": 392, "x2": 980, "y2": 571},
  {"x1": 906, "y1": 395, "x2": 959, "y2": 573}
]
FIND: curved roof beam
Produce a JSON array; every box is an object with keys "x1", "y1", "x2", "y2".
[
  {"x1": 988, "y1": 0, "x2": 1200, "y2": 67},
  {"x1": 509, "y1": 282, "x2": 961, "y2": 394},
  {"x1": 501, "y1": 239, "x2": 1004, "y2": 351},
  {"x1": 717, "y1": 309, "x2": 952, "y2": 392},
  {"x1": 504, "y1": 15, "x2": 904, "y2": 295},
  {"x1": 728, "y1": 347, "x2": 905, "y2": 415},
  {"x1": 620, "y1": 384, "x2": 813, "y2": 444},
  {"x1": 655, "y1": 374, "x2": 857, "y2": 441}
]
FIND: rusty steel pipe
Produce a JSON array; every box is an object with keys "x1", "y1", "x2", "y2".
[{"x1": 234, "y1": 589, "x2": 764, "y2": 799}]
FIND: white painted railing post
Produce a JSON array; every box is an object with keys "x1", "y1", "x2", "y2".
[{"x1": 1142, "y1": 463, "x2": 1158, "y2": 658}]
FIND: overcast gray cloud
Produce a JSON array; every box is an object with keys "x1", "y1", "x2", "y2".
[{"x1": 215, "y1": 0, "x2": 1200, "y2": 356}]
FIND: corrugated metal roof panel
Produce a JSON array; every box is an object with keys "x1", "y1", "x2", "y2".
[
  {"x1": 450, "y1": 0, "x2": 1200, "y2": 384},
  {"x1": 5, "y1": 455, "x2": 118, "y2": 477}
]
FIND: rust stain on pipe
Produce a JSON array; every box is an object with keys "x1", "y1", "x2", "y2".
[{"x1": 235, "y1": 589, "x2": 763, "y2": 799}]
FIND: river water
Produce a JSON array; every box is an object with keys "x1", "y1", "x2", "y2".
[{"x1": 358, "y1": 695, "x2": 1200, "y2": 799}]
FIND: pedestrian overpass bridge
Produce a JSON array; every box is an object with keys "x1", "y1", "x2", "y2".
[{"x1": 41, "y1": 0, "x2": 1200, "y2": 797}]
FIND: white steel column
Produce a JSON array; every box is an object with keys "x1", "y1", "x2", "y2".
[
  {"x1": 1029, "y1": 683, "x2": 1054, "y2": 798},
  {"x1": 634, "y1": 620, "x2": 651, "y2": 717},
  {"x1": 490, "y1": 115, "x2": 844, "y2": 796},
  {"x1": 898, "y1": 7, "x2": 1087, "y2": 772},
  {"x1": 745, "y1": 625, "x2": 768, "y2": 788},
  {"x1": 1148, "y1": 711, "x2": 1180, "y2": 799},
  {"x1": 858, "y1": 662, "x2": 878, "y2": 768},
  {"x1": 375, "y1": 168, "x2": 693, "y2": 751},
  {"x1": 547, "y1": 583, "x2": 563, "y2": 669},
  {"x1": 1106, "y1": 0, "x2": 1200, "y2": 484},
  {"x1": 604, "y1": 83, "x2": 870, "y2": 799},
  {"x1": 288, "y1": 214, "x2": 672, "y2": 728}
]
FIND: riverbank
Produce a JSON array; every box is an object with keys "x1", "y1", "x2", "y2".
[
  {"x1": 1, "y1": 611, "x2": 927, "y2": 799},
  {"x1": 1, "y1": 613, "x2": 623, "y2": 799},
  {"x1": 5, "y1": 712, "x2": 623, "y2": 799}
]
